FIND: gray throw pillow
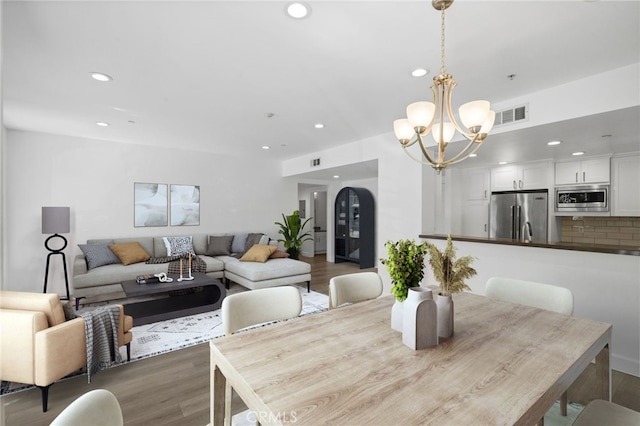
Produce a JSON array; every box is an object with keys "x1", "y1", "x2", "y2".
[
  {"x1": 78, "y1": 240, "x2": 121, "y2": 270},
  {"x1": 230, "y1": 232, "x2": 249, "y2": 254},
  {"x1": 244, "y1": 233, "x2": 264, "y2": 253},
  {"x1": 207, "y1": 235, "x2": 234, "y2": 256}
]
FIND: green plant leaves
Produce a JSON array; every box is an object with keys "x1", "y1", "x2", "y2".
[
  {"x1": 380, "y1": 239, "x2": 427, "y2": 302},
  {"x1": 274, "y1": 209, "x2": 313, "y2": 260}
]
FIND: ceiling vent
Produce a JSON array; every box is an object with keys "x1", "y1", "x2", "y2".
[{"x1": 494, "y1": 104, "x2": 528, "y2": 127}]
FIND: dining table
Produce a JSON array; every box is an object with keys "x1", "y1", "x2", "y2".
[{"x1": 209, "y1": 292, "x2": 612, "y2": 426}]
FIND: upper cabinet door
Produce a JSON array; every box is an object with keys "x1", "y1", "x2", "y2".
[
  {"x1": 555, "y1": 158, "x2": 610, "y2": 185},
  {"x1": 490, "y1": 166, "x2": 518, "y2": 192},
  {"x1": 612, "y1": 155, "x2": 640, "y2": 216},
  {"x1": 463, "y1": 168, "x2": 490, "y2": 199},
  {"x1": 491, "y1": 162, "x2": 549, "y2": 192}
]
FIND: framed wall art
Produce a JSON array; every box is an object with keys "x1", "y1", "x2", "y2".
[
  {"x1": 134, "y1": 183, "x2": 168, "y2": 227},
  {"x1": 170, "y1": 184, "x2": 200, "y2": 226}
]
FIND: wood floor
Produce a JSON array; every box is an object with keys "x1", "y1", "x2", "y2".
[{"x1": 2, "y1": 255, "x2": 638, "y2": 425}]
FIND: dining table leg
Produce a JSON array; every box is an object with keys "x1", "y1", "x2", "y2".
[
  {"x1": 595, "y1": 343, "x2": 611, "y2": 401},
  {"x1": 210, "y1": 361, "x2": 226, "y2": 426}
]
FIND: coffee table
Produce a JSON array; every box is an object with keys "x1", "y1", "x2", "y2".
[{"x1": 121, "y1": 273, "x2": 226, "y2": 326}]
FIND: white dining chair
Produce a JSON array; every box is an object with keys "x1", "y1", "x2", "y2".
[
  {"x1": 49, "y1": 389, "x2": 123, "y2": 426},
  {"x1": 328, "y1": 272, "x2": 383, "y2": 309},
  {"x1": 485, "y1": 276, "x2": 574, "y2": 423},
  {"x1": 221, "y1": 286, "x2": 303, "y2": 335},
  {"x1": 572, "y1": 399, "x2": 640, "y2": 426},
  {"x1": 221, "y1": 286, "x2": 303, "y2": 425}
]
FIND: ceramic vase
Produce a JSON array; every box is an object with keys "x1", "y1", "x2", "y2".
[
  {"x1": 391, "y1": 300, "x2": 403, "y2": 332},
  {"x1": 402, "y1": 287, "x2": 438, "y2": 349},
  {"x1": 436, "y1": 293, "x2": 454, "y2": 338}
]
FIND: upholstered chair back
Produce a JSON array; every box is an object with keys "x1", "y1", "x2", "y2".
[{"x1": 0, "y1": 291, "x2": 65, "y2": 326}]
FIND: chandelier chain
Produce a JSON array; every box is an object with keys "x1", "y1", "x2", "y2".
[{"x1": 440, "y1": 2, "x2": 446, "y2": 75}]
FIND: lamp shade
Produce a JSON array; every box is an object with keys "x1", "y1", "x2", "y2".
[
  {"x1": 431, "y1": 122, "x2": 456, "y2": 144},
  {"x1": 459, "y1": 100, "x2": 490, "y2": 130},
  {"x1": 393, "y1": 119, "x2": 415, "y2": 142},
  {"x1": 407, "y1": 101, "x2": 436, "y2": 129},
  {"x1": 480, "y1": 110, "x2": 496, "y2": 134},
  {"x1": 42, "y1": 206, "x2": 70, "y2": 234}
]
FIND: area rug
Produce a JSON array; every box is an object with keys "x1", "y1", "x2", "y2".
[
  {"x1": 124, "y1": 285, "x2": 328, "y2": 362},
  {"x1": 0, "y1": 286, "x2": 328, "y2": 396}
]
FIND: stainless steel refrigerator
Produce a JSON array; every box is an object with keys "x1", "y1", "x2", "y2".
[{"x1": 489, "y1": 191, "x2": 548, "y2": 243}]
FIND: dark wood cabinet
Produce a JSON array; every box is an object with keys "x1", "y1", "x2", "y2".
[{"x1": 334, "y1": 187, "x2": 375, "y2": 268}]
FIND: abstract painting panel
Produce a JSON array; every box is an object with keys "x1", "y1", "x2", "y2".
[
  {"x1": 170, "y1": 184, "x2": 200, "y2": 226},
  {"x1": 134, "y1": 183, "x2": 168, "y2": 227}
]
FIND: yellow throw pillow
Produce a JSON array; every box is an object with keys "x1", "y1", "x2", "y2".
[
  {"x1": 239, "y1": 244, "x2": 277, "y2": 262},
  {"x1": 109, "y1": 242, "x2": 151, "y2": 266}
]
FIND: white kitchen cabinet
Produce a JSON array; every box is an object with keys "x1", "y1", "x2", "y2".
[
  {"x1": 461, "y1": 199, "x2": 489, "y2": 237},
  {"x1": 612, "y1": 155, "x2": 640, "y2": 216},
  {"x1": 490, "y1": 162, "x2": 549, "y2": 192},
  {"x1": 555, "y1": 157, "x2": 610, "y2": 185},
  {"x1": 462, "y1": 168, "x2": 490, "y2": 200}
]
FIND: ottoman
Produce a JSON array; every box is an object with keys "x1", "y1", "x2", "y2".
[{"x1": 224, "y1": 258, "x2": 312, "y2": 292}]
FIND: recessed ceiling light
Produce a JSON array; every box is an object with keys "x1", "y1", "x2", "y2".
[
  {"x1": 96, "y1": 121, "x2": 110, "y2": 127},
  {"x1": 572, "y1": 151, "x2": 585, "y2": 156},
  {"x1": 314, "y1": 123, "x2": 324, "y2": 129},
  {"x1": 547, "y1": 140, "x2": 562, "y2": 146},
  {"x1": 498, "y1": 161, "x2": 508, "y2": 165},
  {"x1": 333, "y1": 175, "x2": 340, "y2": 179},
  {"x1": 468, "y1": 153, "x2": 477, "y2": 158},
  {"x1": 411, "y1": 68, "x2": 429, "y2": 78},
  {"x1": 90, "y1": 72, "x2": 112, "y2": 82},
  {"x1": 285, "y1": 2, "x2": 311, "y2": 19},
  {"x1": 262, "y1": 146, "x2": 271, "y2": 150}
]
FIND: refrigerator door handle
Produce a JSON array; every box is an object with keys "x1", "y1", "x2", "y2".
[
  {"x1": 510, "y1": 205, "x2": 515, "y2": 239},
  {"x1": 516, "y1": 206, "x2": 522, "y2": 241}
]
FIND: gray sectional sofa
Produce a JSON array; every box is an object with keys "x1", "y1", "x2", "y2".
[{"x1": 72, "y1": 233, "x2": 311, "y2": 306}]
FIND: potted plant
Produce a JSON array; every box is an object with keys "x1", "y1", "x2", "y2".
[
  {"x1": 380, "y1": 239, "x2": 427, "y2": 331},
  {"x1": 274, "y1": 210, "x2": 313, "y2": 260},
  {"x1": 424, "y1": 235, "x2": 476, "y2": 338}
]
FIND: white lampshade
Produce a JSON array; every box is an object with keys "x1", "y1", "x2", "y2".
[
  {"x1": 42, "y1": 206, "x2": 70, "y2": 234},
  {"x1": 407, "y1": 101, "x2": 436, "y2": 129},
  {"x1": 459, "y1": 100, "x2": 490, "y2": 130},
  {"x1": 480, "y1": 110, "x2": 496, "y2": 134},
  {"x1": 431, "y1": 122, "x2": 456, "y2": 144},
  {"x1": 393, "y1": 119, "x2": 415, "y2": 142}
]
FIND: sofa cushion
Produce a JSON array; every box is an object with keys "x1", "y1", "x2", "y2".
[
  {"x1": 239, "y1": 244, "x2": 277, "y2": 262},
  {"x1": 244, "y1": 233, "x2": 264, "y2": 252},
  {"x1": 89, "y1": 237, "x2": 155, "y2": 258},
  {"x1": 270, "y1": 250, "x2": 290, "y2": 259},
  {"x1": 207, "y1": 235, "x2": 234, "y2": 256},
  {"x1": 109, "y1": 242, "x2": 151, "y2": 265},
  {"x1": 78, "y1": 240, "x2": 120, "y2": 270},
  {"x1": 225, "y1": 258, "x2": 311, "y2": 282},
  {"x1": 162, "y1": 236, "x2": 196, "y2": 256},
  {"x1": 230, "y1": 232, "x2": 248, "y2": 254}
]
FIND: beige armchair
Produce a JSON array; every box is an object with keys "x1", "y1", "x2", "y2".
[{"x1": 0, "y1": 291, "x2": 133, "y2": 412}]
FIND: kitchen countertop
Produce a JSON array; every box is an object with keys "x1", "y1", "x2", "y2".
[{"x1": 419, "y1": 234, "x2": 640, "y2": 256}]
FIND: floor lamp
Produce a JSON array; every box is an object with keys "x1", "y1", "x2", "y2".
[{"x1": 42, "y1": 206, "x2": 71, "y2": 300}]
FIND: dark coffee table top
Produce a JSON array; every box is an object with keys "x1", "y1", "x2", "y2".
[{"x1": 121, "y1": 273, "x2": 220, "y2": 298}]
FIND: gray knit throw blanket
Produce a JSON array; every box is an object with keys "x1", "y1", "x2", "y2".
[{"x1": 75, "y1": 305, "x2": 122, "y2": 383}]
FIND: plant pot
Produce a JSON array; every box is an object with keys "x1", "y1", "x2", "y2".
[
  {"x1": 402, "y1": 287, "x2": 438, "y2": 350},
  {"x1": 436, "y1": 293, "x2": 454, "y2": 338},
  {"x1": 391, "y1": 300, "x2": 403, "y2": 332}
]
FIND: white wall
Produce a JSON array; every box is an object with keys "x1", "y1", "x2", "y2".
[
  {"x1": 423, "y1": 238, "x2": 640, "y2": 377},
  {"x1": 4, "y1": 129, "x2": 297, "y2": 294}
]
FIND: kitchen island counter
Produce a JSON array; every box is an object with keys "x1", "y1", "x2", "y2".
[{"x1": 419, "y1": 234, "x2": 640, "y2": 256}]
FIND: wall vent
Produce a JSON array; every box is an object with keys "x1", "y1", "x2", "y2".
[
  {"x1": 310, "y1": 158, "x2": 321, "y2": 167},
  {"x1": 494, "y1": 104, "x2": 528, "y2": 127}
]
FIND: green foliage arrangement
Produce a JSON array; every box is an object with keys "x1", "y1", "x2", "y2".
[
  {"x1": 425, "y1": 235, "x2": 476, "y2": 296},
  {"x1": 380, "y1": 239, "x2": 428, "y2": 302},
  {"x1": 275, "y1": 210, "x2": 313, "y2": 260}
]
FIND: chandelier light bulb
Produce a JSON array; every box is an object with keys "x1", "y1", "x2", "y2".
[
  {"x1": 459, "y1": 100, "x2": 491, "y2": 131},
  {"x1": 407, "y1": 101, "x2": 436, "y2": 130},
  {"x1": 431, "y1": 122, "x2": 455, "y2": 144},
  {"x1": 393, "y1": 119, "x2": 415, "y2": 143}
]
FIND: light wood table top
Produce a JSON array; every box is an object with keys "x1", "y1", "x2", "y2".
[{"x1": 210, "y1": 293, "x2": 611, "y2": 426}]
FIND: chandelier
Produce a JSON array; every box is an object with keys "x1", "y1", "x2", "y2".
[{"x1": 393, "y1": 0, "x2": 495, "y2": 173}]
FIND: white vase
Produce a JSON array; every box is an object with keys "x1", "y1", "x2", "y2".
[
  {"x1": 402, "y1": 287, "x2": 438, "y2": 350},
  {"x1": 391, "y1": 300, "x2": 403, "y2": 332},
  {"x1": 436, "y1": 293, "x2": 454, "y2": 338}
]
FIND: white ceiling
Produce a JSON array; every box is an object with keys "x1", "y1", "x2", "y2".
[{"x1": 3, "y1": 1, "x2": 639, "y2": 178}]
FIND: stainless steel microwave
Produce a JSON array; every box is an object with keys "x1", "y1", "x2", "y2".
[{"x1": 555, "y1": 184, "x2": 609, "y2": 213}]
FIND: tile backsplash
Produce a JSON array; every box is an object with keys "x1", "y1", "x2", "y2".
[{"x1": 561, "y1": 216, "x2": 640, "y2": 247}]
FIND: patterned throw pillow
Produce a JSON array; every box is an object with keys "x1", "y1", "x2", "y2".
[
  {"x1": 163, "y1": 236, "x2": 196, "y2": 256},
  {"x1": 78, "y1": 240, "x2": 121, "y2": 270}
]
